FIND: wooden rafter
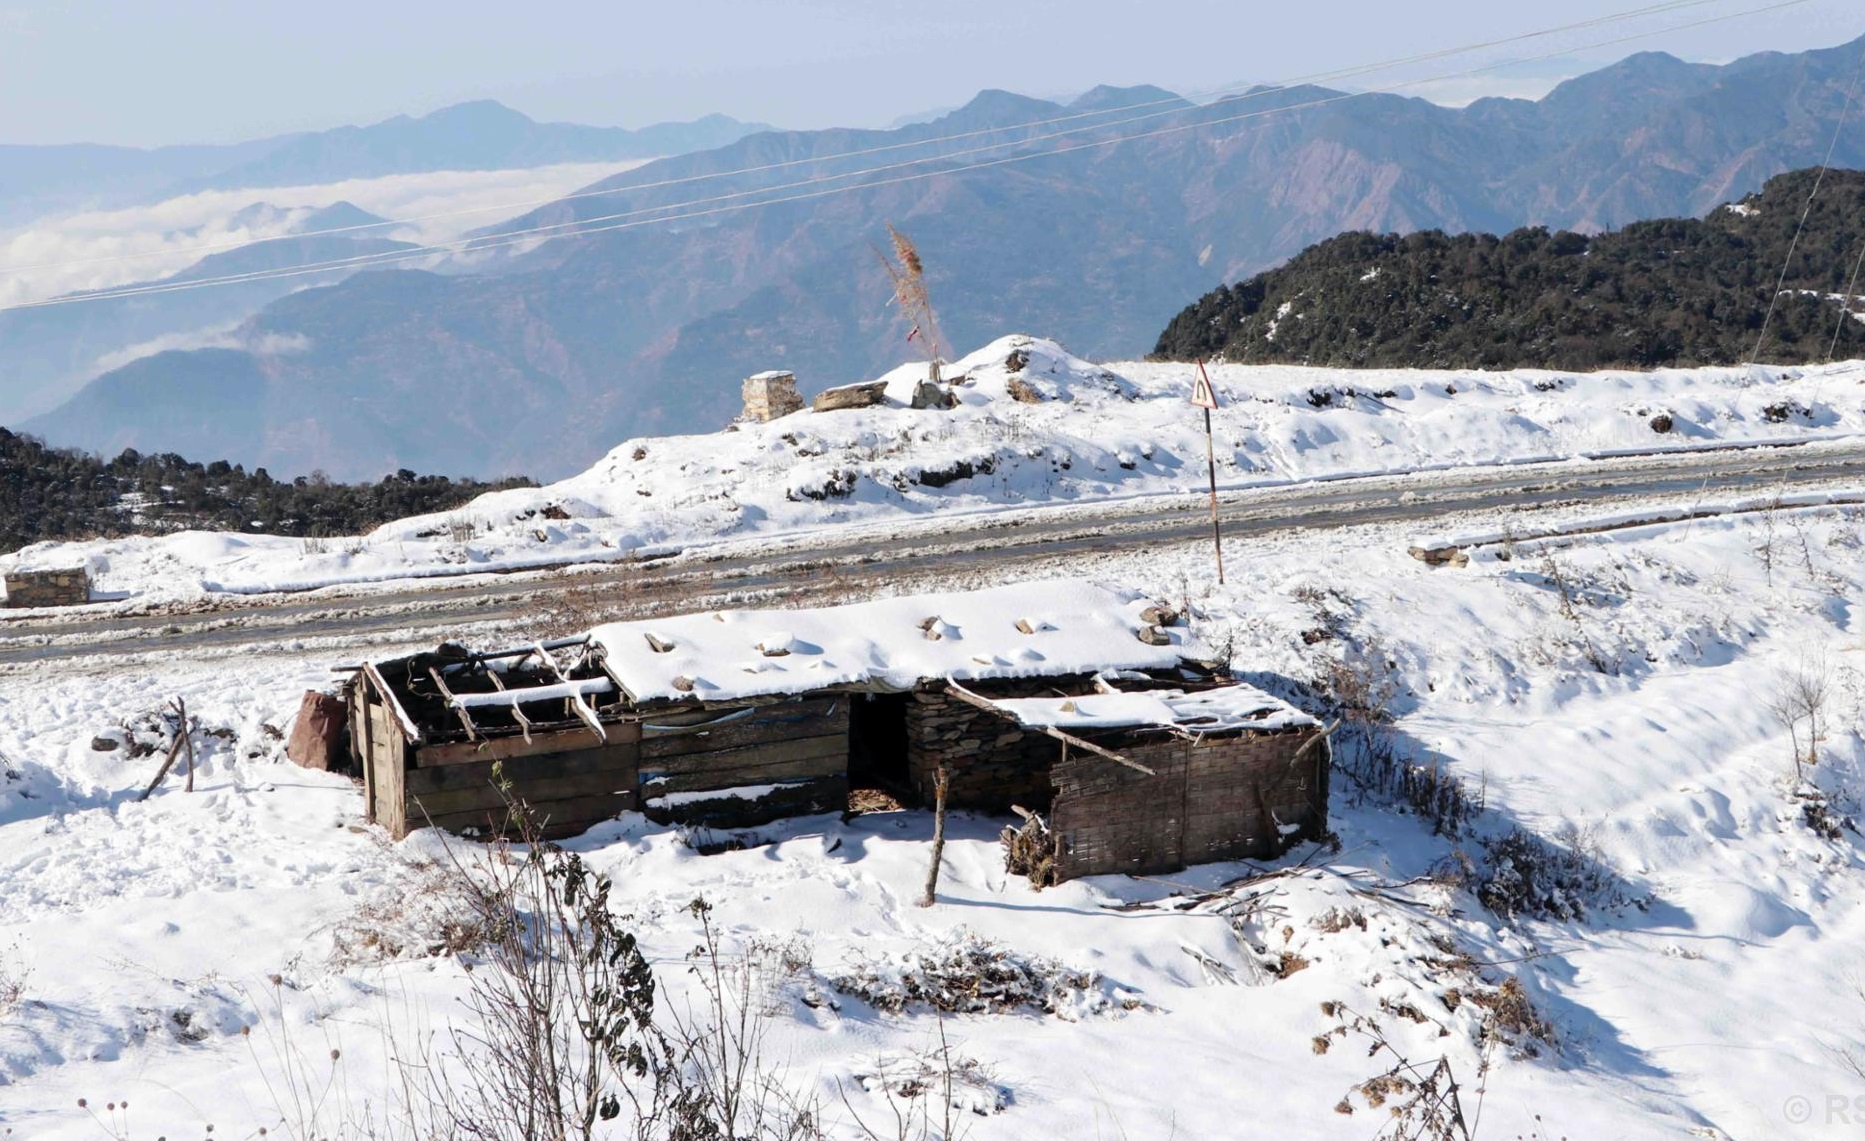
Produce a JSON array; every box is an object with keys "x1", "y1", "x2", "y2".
[
  {"x1": 942, "y1": 679, "x2": 1156, "y2": 777},
  {"x1": 428, "y1": 665, "x2": 480, "y2": 741}
]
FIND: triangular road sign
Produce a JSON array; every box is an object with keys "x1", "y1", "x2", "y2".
[{"x1": 1189, "y1": 363, "x2": 1219, "y2": 410}]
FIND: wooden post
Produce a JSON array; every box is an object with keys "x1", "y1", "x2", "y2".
[
  {"x1": 138, "y1": 715, "x2": 187, "y2": 802},
  {"x1": 175, "y1": 698, "x2": 196, "y2": 792},
  {"x1": 919, "y1": 765, "x2": 949, "y2": 908},
  {"x1": 1203, "y1": 406, "x2": 1225, "y2": 585},
  {"x1": 1192, "y1": 360, "x2": 1224, "y2": 585}
]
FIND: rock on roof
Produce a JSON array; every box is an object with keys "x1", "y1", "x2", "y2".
[
  {"x1": 589, "y1": 579, "x2": 1194, "y2": 703},
  {"x1": 988, "y1": 685, "x2": 1316, "y2": 735}
]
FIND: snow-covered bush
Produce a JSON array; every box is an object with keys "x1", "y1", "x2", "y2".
[
  {"x1": 0, "y1": 938, "x2": 28, "y2": 1015},
  {"x1": 850, "y1": 1047, "x2": 1007, "y2": 1117},
  {"x1": 330, "y1": 857, "x2": 500, "y2": 964},
  {"x1": 833, "y1": 930, "x2": 1123, "y2": 1018},
  {"x1": 1476, "y1": 822, "x2": 1635, "y2": 922}
]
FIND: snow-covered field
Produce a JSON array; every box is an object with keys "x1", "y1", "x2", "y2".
[
  {"x1": 8, "y1": 335, "x2": 1865, "y2": 604},
  {"x1": 5, "y1": 491, "x2": 1865, "y2": 1137}
]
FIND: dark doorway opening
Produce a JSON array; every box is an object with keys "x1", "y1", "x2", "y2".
[{"x1": 848, "y1": 691, "x2": 911, "y2": 797}]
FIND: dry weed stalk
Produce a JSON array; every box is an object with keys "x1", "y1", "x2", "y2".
[{"x1": 878, "y1": 224, "x2": 945, "y2": 380}]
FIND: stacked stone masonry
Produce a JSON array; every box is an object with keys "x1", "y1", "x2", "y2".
[
  {"x1": 904, "y1": 680, "x2": 1084, "y2": 808},
  {"x1": 741, "y1": 371, "x2": 804, "y2": 422},
  {"x1": 3, "y1": 568, "x2": 89, "y2": 608}
]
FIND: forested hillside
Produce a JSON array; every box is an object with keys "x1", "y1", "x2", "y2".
[
  {"x1": 0, "y1": 428, "x2": 532, "y2": 555},
  {"x1": 1153, "y1": 168, "x2": 1865, "y2": 369}
]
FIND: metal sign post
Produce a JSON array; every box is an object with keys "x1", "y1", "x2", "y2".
[{"x1": 1190, "y1": 361, "x2": 1224, "y2": 584}]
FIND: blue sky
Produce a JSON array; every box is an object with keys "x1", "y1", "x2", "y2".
[{"x1": 0, "y1": 0, "x2": 1859, "y2": 146}]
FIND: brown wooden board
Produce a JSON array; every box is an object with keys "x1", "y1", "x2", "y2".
[
  {"x1": 353, "y1": 682, "x2": 375, "y2": 823},
  {"x1": 405, "y1": 743, "x2": 638, "y2": 794},
  {"x1": 417, "y1": 721, "x2": 640, "y2": 767},
  {"x1": 409, "y1": 770, "x2": 639, "y2": 818},
  {"x1": 642, "y1": 732, "x2": 845, "y2": 777},
  {"x1": 371, "y1": 704, "x2": 408, "y2": 838},
  {"x1": 410, "y1": 792, "x2": 634, "y2": 837},
  {"x1": 645, "y1": 776, "x2": 848, "y2": 828},
  {"x1": 639, "y1": 699, "x2": 846, "y2": 758},
  {"x1": 640, "y1": 750, "x2": 844, "y2": 796}
]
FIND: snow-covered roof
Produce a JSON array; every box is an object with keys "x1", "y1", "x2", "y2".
[
  {"x1": 589, "y1": 579, "x2": 1193, "y2": 704},
  {"x1": 989, "y1": 684, "x2": 1317, "y2": 735}
]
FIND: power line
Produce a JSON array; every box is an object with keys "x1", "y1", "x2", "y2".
[
  {"x1": 1, "y1": 0, "x2": 1817, "y2": 314},
  {"x1": 0, "y1": 0, "x2": 1738, "y2": 283},
  {"x1": 1749, "y1": 32, "x2": 1865, "y2": 366},
  {"x1": 1830, "y1": 237, "x2": 1865, "y2": 360}
]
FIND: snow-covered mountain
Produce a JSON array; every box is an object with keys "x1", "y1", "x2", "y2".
[
  {"x1": 10, "y1": 334, "x2": 1865, "y2": 602},
  {"x1": 4, "y1": 436, "x2": 1864, "y2": 1139}
]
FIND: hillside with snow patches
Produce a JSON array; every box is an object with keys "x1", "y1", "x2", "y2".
[
  {"x1": 7, "y1": 334, "x2": 1865, "y2": 602},
  {"x1": 5, "y1": 493, "x2": 1865, "y2": 1137}
]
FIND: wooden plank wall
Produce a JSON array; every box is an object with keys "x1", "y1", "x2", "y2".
[
  {"x1": 1050, "y1": 729, "x2": 1328, "y2": 881},
  {"x1": 638, "y1": 697, "x2": 848, "y2": 827},
  {"x1": 401, "y1": 724, "x2": 640, "y2": 840},
  {"x1": 1050, "y1": 739, "x2": 1188, "y2": 879}
]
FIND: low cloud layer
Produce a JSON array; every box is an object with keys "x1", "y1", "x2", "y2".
[
  {"x1": 88, "y1": 326, "x2": 312, "y2": 377},
  {"x1": 0, "y1": 161, "x2": 642, "y2": 308}
]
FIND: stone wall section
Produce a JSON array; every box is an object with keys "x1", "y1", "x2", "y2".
[
  {"x1": 3, "y1": 568, "x2": 89, "y2": 608},
  {"x1": 904, "y1": 680, "x2": 1082, "y2": 808},
  {"x1": 741, "y1": 371, "x2": 804, "y2": 422}
]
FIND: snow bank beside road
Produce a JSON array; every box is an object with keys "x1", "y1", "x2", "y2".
[{"x1": 9, "y1": 334, "x2": 1865, "y2": 603}]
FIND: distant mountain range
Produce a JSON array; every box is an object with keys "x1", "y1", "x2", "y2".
[
  {"x1": 0, "y1": 101, "x2": 771, "y2": 225},
  {"x1": 1152, "y1": 168, "x2": 1865, "y2": 369},
  {"x1": 18, "y1": 34, "x2": 1865, "y2": 481}
]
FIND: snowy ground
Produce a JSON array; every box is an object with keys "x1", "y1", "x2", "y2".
[
  {"x1": 8, "y1": 334, "x2": 1865, "y2": 605},
  {"x1": 5, "y1": 493, "x2": 1865, "y2": 1137}
]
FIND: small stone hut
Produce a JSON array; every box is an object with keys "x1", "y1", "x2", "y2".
[{"x1": 345, "y1": 581, "x2": 1328, "y2": 879}]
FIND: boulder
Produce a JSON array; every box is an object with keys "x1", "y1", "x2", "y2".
[
  {"x1": 286, "y1": 691, "x2": 349, "y2": 771},
  {"x1": 1005, "y1": 376, "x2": 1046, "y2": 404},
  {"x1": 811, "y1": 380, "x2": 889, "y2": 413},
  {"x1": 911, "y1": 379, "x2": 955, "y2": 410}
]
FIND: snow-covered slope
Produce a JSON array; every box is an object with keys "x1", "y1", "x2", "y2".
[
  {"x1": 9, "y1": 334, "x2": 1865, "y2": 601},
  {"x1": 6, "y1": 500, "x2": 1865, "y2": 1137}
]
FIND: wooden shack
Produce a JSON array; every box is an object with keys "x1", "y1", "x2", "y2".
[
  {"x1": 345, "y1": 580, "x2": 1330, "y2": 879},
  {"x1": 965, "y1": 686, "x2": 1326, "y2": 879}
]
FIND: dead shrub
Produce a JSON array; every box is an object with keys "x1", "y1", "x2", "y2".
[
  {"x1": 0, "y1": 939, "x2": 29, "y2": 1014},
  {"x1": 1476, "y1": 822, "x2": 1631, "y2": 922},
  {"x1": 999, "y1": 809, "x2": 1058, "y2": 888},
  {"x1": 1468, "y1": 977, "x2": 1555, "y2": 1058},
  {"x1": 330, "y1": 858, "x2": 502, "y2": 964},
  {"x1": 833, "y1": 931, "x2": 1110, "y2": 1017},
  {"x1": 1320, "y1": 1002, "x2": 1478, "y2": 1141}
]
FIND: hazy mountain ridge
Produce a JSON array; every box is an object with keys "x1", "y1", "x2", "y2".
[
  {"x1": 21, "y1": 34, "x2": 1865, "y2": 481},
  {"x1": 0, "y1": 101, "x2": 769, "y2": 225},
  {"x1": 0, "y1": 201, "x2": 418, "y2": 422}
]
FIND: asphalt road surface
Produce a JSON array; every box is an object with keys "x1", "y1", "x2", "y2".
[{"x1": 7, "y1": 441, "x2": 1864, "y2": 665}]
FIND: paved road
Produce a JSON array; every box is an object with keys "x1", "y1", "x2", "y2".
[{"x1": 7, "y1": 442, "x2": 1865, "y2": 665}]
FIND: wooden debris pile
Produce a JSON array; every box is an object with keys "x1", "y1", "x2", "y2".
[{"x1": 1000, "y1": 805, "x2": 1060, "y2": 889}]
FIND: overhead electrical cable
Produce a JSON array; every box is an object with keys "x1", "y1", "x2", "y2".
[
  {"x1": 1748, "y1": 32, "x2": 1865, "y2": 365},
  {"x1": 0, "y1": 0, "x2": 1815, "y2": 314},
  {"x1": 0, "y1": 0, "x2": 1747, "y2": 282}
]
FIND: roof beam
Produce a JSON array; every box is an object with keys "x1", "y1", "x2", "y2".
[{"x1": 942, "y1": 679, "x2": 1156, "y2": 777}]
